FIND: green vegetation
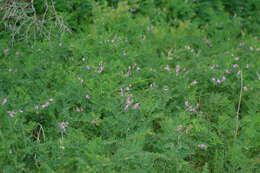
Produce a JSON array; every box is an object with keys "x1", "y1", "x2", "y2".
[{"x1": 0, "y1": 0, "x2": 260, "y2": 172}]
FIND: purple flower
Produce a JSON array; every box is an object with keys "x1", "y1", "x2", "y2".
[
  {"x1": 216, "y1": 79, "x2": 221, "y2": 84},
  {"x1": 234, "y1": 57, "x2": 240, "y2": 61},
  {"x1": 243, "y1": 86, "x2": 248, "y2": 91},
  {"x1": 232, "y1": 64, "x2": 239, "y2": 68},
  {"x1": 132, "y1": 103, "x2": 140, "y2": 109},
  {"x1": 237, "y1": 71, "x2": 241, "y2": 76},
  {"x1": 124, "y1": 104, "x2": 130, "y2": 112},
  {"x1": 85, "y1": 66, "x2": 91, "y2": 70},
  {"x1": 211, "y1": 77, "x2": 216, "y2": 82},
  {"x1": 85, "y1": 95, "x2": 91, "y2": 99},
  {"x1": 41, "y1": 102, "x2": 50, "y2": 108},
  {"x1": 58, "y1": 122, "x2": 69, "y2": 132},
  {"x1": 225, "y1": 70, "x2": 232, "y2": 74},
  {"x1": 176, "y1": 65, "x2": 181, "y2": 75},
  {"x1": 126, "y1": 96, "x2": 132, "y2": 105},
  {"x1": 188, "y1": 107, "x2": 196, "y2": 112},
  {"x1": 184, "y1": 101, "x2": 189, "y2": 106},
  {"x1": 221, "y1": 76, "x2": 226, "y2": 81}
]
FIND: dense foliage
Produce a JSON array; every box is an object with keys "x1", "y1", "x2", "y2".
[{"x1": 0, "y1": 0, "x2": 260, "y2": 172}]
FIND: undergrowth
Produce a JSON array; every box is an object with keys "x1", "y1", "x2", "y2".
[{"x1": 0, "y1": 1, "x2": 260, "y2": 173}]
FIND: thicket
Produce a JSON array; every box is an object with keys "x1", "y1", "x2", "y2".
[
  {"x1": 0, "y1": 0, "x2": 260, "y2": 173},
  {"x1": 1, "y1": 0, "x2": 260, "y2": 42}
]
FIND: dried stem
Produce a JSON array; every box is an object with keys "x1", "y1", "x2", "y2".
[
  {"x1": 0, "y1": 0, "x2": 70, "y2": 44},
  {"x1": 234, "y1": 70, "x2": 243, "y2": 139}
]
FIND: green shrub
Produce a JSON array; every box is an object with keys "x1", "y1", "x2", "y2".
[{"x1": 0, "y1": 1, "x2": 259, "y2": 172}]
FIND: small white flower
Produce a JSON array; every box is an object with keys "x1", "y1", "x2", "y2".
[
  {"x1": 85, "y1": 95, "x2": 91, "y2": 99},
  {"x1": 41, "y1": 102, "x2": 50, "y2": 108},
  {"x1": 225, "y1": 70, "x2": 232, "y2": 74},
  {"x1": 243, "y1": 86, "x2": 248, "y2": 91},
  {"x1": 75, "y1": 107, "x2": 84, "y2": 112},
  {"x1": 164, "y1": 65, "x2": 171, "y2": 71},
  {"x1": 97, "y1": 64, "x2": 105, "y2": 73},
  {"x1": 149, "y1": 83, "x2": 156, "y2": 88},
  {"x1": 7, "y1": 111, "x2": 16, "y2": 118},
  {"x1": 198, "y1": 144, "x2": 208, "y2": 149},
  {"x1": 191, "y1": 80, "x2": 198, "y2": 85}
]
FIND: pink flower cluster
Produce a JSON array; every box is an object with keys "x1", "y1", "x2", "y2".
[
  {"x1": 164, "y1": 65, "x2": 171, "y2": 71},
  {"x1": 123, "y1": 95, "x2": 140, "y2": 111},
  {"x1": 7, "y1": 110, "x2": 23, "y2": 118},
  {"x1": 35, "y1": 98, "x2": 54, "y2": 110},
  {"x1": 58, "y1": 122, "x2": 69, "y2": 132},
  {"x1": 41, "y1": 98, "x2": 54, "y2": 108},
  {"x1": 211, "y1": 76, "x2": 226, "y2": 84},
  {"x1": 184, "y1": 101, "x2": 199, "y2": 113},
  {"x1": 176, "y1": 65, "x2": 181, "y2": 76},
  {"x1": 164, "y1": 64, "x2": 181, "y2": 75}
]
